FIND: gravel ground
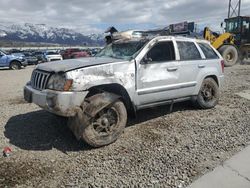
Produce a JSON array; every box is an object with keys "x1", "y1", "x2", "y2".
[{"x1": 0, "y1": 63, "x2": 249, "y2": 187}]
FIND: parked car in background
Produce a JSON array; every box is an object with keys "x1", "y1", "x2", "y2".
[
  {"x1": 43, "y1": 51, "x2": 63, "y2": 62},
  {"x1": 23, "y1": 52, "x2": 38, "y2": 65},
  {"x1": 70, "y1": 50, "x2": 90, "y2": 59},
  {"x1": 32, "y1": 51, "x2": 46, "y2": 63},
  {"x1": 0, "y1": 50, "x2": 28, "y2": 69},
  {"x1": 89, "y1": 48, "x2": 101, "y2": 56},
  {"x1": 61, "y1": 48, "x2": 81, "y2": 59},
  {"x1": 12, "y1": 52, "x2": 38, "y2": 65},
  {"x1": 8, "y1": 49, "x2": 23, "y2": 54}
]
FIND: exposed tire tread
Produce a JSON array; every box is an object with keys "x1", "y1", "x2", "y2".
[{"x1": 81, "y1": 100, "x2": 127, "y2": 147}]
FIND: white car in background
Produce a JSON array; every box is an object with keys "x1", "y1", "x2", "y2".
[{"x1": 43, "y1": 51, "x2": 63, "y2": 62}]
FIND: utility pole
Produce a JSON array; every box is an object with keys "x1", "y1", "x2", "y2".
[{"x1": 228, "y1": 0, "x2": 241, "y2": 18}]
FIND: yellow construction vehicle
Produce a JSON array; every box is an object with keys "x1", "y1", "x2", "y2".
[{"x1": 204, "y1": 16, "x2": 250, "y2": 67}]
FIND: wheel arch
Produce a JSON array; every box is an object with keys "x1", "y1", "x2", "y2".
[
  {"x1": 9, "y1": 60, "x2": 22, "y2": 69},
  {"x1": 86, "y1": 83, "x2": 136, "y2": 116},
  {"x1": 10, "y1": 59, "x2": 22, "y2": 65},
  {"x1": 194, "y1": 72, "x2": 220, "y2": 95},
  {"x1": 204, "y1": 75, "x2": 219, "y2": 86}
]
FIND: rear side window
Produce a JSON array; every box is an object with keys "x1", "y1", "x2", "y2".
[
  {"x1": 198, "y1": 43, "x2": 219, "y2": 59},
  {"x1": 177, "y1": 41, "x2": 201, "y2": 60},
  {"x1": 146, "y1": 41, "x2": 175, "y2": 62}
]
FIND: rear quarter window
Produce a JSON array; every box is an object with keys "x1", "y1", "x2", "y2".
[
  {"x1": 177, "y1": 41, "x2": 201, "y2": 60},
  {"x1": 198, "y1": 43, "x2": 219, "y2": 59}
]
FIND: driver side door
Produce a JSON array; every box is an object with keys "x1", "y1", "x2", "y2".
[{"x1": 136, "y1": 40, "x2": 181, "y2": 106}]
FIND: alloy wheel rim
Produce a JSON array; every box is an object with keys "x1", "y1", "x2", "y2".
[
  {"x1": 201, "y1": 83, "x2": 215, "y2": 102},
  {"x1": 92, "y1": 107, "x2": 119, "y2": 136}
]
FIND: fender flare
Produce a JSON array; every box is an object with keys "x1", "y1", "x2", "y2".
[
  {"x1": 83, "y1": 92, "x2": 121, "y2": 118},
  {"x1": 10, "y1": 60, "x2": 22, "y2": 65}
]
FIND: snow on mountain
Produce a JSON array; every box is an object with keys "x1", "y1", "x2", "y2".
[
  {"x1": 0, "y1": 23, "x2": 105, "y2": 46},
  {"x1": 0, "y1": 31, "x2": 7, "y2": 37}
]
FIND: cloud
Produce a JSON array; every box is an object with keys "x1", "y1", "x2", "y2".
[{"x1": 0, "y1": 0, "x2": 249, "y2": 34}]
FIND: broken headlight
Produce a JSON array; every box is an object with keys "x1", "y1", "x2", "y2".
[{"x1": 46, "y1": 73, "x2": 73, "y2": 91}]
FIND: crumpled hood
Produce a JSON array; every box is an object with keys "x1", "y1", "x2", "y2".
[{"x1": 36, "y1": 57, "x2": 120, "y2": 72}]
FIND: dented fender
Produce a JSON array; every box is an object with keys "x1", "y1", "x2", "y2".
[
  {"x1": 84, "y1": 92, "x2": 121, "y2": 118},
  {"x1": 68, "y1": 92, "x2": 121, "y2": 140}
]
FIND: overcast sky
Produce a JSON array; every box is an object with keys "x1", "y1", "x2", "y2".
[{"x1": 0, "y1": 0, "x2": 250, "y2": 34}]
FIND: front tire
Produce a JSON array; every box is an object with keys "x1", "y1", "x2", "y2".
[
  {"x1": 82, "y1": 100, "x2": 127, "y2": 147},
  {"x1": 196, "y1": 78, "x2": 219, "y2": 109},
  {"x1": 9, "y1": 61, "x2": 21, "y2": 70}
]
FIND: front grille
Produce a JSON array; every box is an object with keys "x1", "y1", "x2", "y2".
[{"x1": 31, "y1": 70, "x2": 50, "y2": 90}]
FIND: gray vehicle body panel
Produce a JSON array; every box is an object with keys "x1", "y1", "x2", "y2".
[{"x1": 37, "y1": 57, "x2": 119, "y2": 72}]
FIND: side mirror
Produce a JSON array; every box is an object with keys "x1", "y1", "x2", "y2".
[{"x1": 141, "y1": 57, "x2": 152, "y2": 64}]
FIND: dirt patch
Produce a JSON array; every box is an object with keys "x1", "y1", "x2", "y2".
[
  {"x1": 8, "y1": 97, "x2": 27, "y2": 105},
  {"x1": 0, "y1": 65, "x2": 250, "y2": 187},
  {"x1": 0, "y1": 160, "x2": 53, "y2": 187}
]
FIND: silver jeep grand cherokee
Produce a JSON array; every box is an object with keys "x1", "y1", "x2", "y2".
[{"x1": 24, "y1": 36, "x2": 224, "y2": 147}]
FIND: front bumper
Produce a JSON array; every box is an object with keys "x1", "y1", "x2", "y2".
[
  {"x1": 24, "y1": 84, "x2": 88, "y2": 117},
  {"x1": 47, "y1": 57, "x2": 63, "y2": 62}
]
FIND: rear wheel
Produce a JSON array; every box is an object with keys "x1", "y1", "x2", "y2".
[
  {"x1": 218, "y1": 45, "x2": 239, "y2": 67},
  {"x1": 196, "y1": 78, "x2": 219, "y2": 109},
  {"x1": 9, "y1": 61, "x2": 21, "y2": 70}
]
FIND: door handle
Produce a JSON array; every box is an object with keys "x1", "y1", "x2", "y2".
[
  {"x1": 167, "y1": 67, "x2": 178, "y2": 72},
  {"x1": 198, "y1": 64, "x2": 206, "y2": 68}
]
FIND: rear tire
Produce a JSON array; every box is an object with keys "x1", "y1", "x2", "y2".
[
  {"x1": 9, "y1": 61, "x2": 21, "y2": 70},
  {"x1": 218, "y1": 45, "x2": 238, "y2": 67},
  {"x1": 195, "y1": 78, "x2": 219, "y2": 109}
]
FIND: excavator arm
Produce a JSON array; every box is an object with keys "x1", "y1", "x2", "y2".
[
  {"x1": 203, "y1": 27, "x2": 234, "y2": 49},
  {"x1": 203, "y1": 27, "x2": 239, "y2": 67}
]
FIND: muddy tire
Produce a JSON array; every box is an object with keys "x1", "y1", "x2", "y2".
[
  {"x1": 195, "y1": 78, "x2": 219, "y2": 109},
  {"x1": 218, "y1": 45, "x2": 238, "y2": 67},
  {"x1": 82, "y1": 100, "x2": 127, "y2": 147},
  {"x1": 10, "y1": 61, "x2": 21, "y2": 70}
]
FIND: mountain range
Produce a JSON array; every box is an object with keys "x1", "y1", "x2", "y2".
[{"x1": 0, "y1": 23, "x2": 105, "y2": 46}]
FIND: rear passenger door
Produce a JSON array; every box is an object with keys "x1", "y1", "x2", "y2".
[
  {"x1": 197, "y1": 42, "x2": 221, "y2": 75},
  {"x1": 176, "y1": 41, "x2": 203, "y2": 96}
]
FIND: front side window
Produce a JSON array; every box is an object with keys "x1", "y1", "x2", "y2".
[
  {"x1": 177, "y1": 41, "x2": 201, "y2": 60},
  {"x1": 146, "y1": 41, "x2": 175, "y2": 62},
  {"x1": 198, "y1": 43, "x2": 219, "y2": 59}
]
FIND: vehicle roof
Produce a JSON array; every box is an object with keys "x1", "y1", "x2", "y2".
[{"x1": 114, "y1": 35, "x2": 210, "y2": 44}]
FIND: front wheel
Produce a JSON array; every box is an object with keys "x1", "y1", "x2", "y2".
[
  {"x1": 195, "y1": 78, "x2": 219, "y2": 109},
  {"x1": 9, "y1": 61, "x2": 21, "y2": 70},
  {"x1": 82, "y1": 100, "x2": 127, "y2": 147}
]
